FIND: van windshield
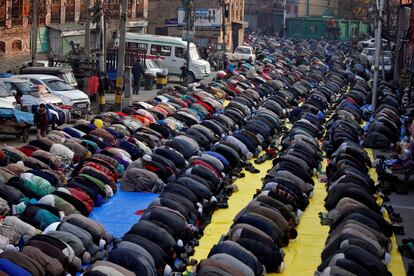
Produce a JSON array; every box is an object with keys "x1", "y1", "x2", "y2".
[{"x1": 190, "y1": 46, "x2": 201, "y2": 60}]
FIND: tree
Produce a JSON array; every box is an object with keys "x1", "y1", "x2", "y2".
[{"x1": 337, "y1": 0, "x2": 373, "y2": 21}]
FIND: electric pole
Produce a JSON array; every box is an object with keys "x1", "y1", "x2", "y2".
[
  {"x1": 283, "y1": 0, "x2": 287, "y2": 38},
  {"x1": 85, "y1": 0, "x2": 91, "y2": 62},
  {"x1": 31, "y1": 0, "x2": 38, "y2": 66},
  {"x1": 393, "y1": 2, "x2": 404, "y2": 84},
  {"x1": 115, "y1": 0, "x2": 128, "y2": 111},
  {"x1": 182, "y1": 0, "x2": 193, "y2": 68},
  {"x1": 372, "y1": 0, "x2": 385, "y2": 110},
  {"x1": 220, "y1": 0, "x2": 226, "y2": 50},
  {"x1": 99, "y1": 0, "x2": 106, "y2": 73}
]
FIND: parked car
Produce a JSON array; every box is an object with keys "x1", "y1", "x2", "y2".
[
  {"x1": 0, "y1": 82, "x2": 17, "y2": 109},
  {"x1": 371, "y1": 56, "x2": 393, "y2": 79},
  {"x1": 360, "y1": 48, "x2": 376, "y2": 66},
  {"x1": 19, "y1": 67, "x2": 79, "y2": 88},
  {"x1": 15, "y1": 75, "x2": 90, "y2": 109},
  {"x1": 360, "y1": 48, "x2": 392, "y2": 66},
  {"x1": 145, "y1": 59, "x2": 168, "y2": 77},
  {"x1": 232, "y1": 46, "x2": 256, "y2": 62},
  {"x1": 358, "y1": 38, "x2": 394, "y2": 50},
  {"x1": 0, "y1": 78, "x2": 63, "y2": 112}
]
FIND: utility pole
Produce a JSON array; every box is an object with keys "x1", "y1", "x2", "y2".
[
  {"x1": 186, "y1": 1, "x2": 192, "y2": 67},
  {"x1": 372, "y1": 0, "x2": 385, "y2": 110},
  {"x1": 182, "y1": 0, "x2": 193, "y2": 67},
  {"x1": 220, "y1": 0, "x2": 226, "y2": 50},
  {"x1": 31, "y1": 0, "x2": 38, "y2": 66},
  {"x1": 393, "y1": 1, "x2": 404, "y2": 83},
  {"x1": 85, "y1": 0, "x2": 91, "y2": 62},
  {"x1": 282, "y1": 0, "x2": 287, "y2": 38},
  {"x1": 98, "y1": 0, "x2": 107, "y2": 113},
  {"x1": 115, "y1": 0, "x2": 128, "y2": 111},
  {"x1": 99, "y1": 0, "x2": 106, "y2": 73}
]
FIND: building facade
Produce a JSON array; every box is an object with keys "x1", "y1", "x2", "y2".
[
  {"x1": 297, "y1": 0, "x2": 338, "y2": 17},
  {"x1": 147, "y1": 0, "x2": 247, "y2": 52},
  {"x1": 244, "y1": 0, "x2": 298, "y2": 35},
  {"x1": 0, "y1": 0, "x2": 148, "y2": 72}
]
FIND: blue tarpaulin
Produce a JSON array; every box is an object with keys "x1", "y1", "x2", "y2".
[
  {"x1": 89, "y1": 187, "x2": 158, "y2": 238},
  {"x1": 0, "y1": 108, "x2": 34, "y2": 125}
]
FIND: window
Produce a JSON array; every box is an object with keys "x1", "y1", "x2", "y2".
[
  {"x1": 51, "y1": 0, "x2": 61, "y2": 23},
  {"x1": 175, "y1": 47, "x2": 184, "y2": 58},
  {"x1": 11, "y1": 40, "x2": 22, "y2": 52},
  {"x1": 127, "y1": 0, "x2": 133, "y2": 19},
  {"x1": 126, "y1": 42, "x2": 148, "y2": 52},
  {"x1": 30, "y1": 78, "x2": 42, "y2": 85},
  {"x1": 79, "y1": 1, "x2": 87, "y2": 23},
  {"x1": 0, "y1": 83, "x2": 13, "y2": 97},
  {"x1": 310, "y1": 25, "x2": 318, "y2": 33},
  {"x1": 65, "y1": 0, "x2": 76, "y2": 22},
  {"x1": 105, "y1": 0, "x2": 120, "y2": 19},
  {"x1": 155, "y1": 27, "x2": 168, "y2": 36},
  {"x1": 0, "y1": 1, "x2": 6, "y2": 28},
  {"x1": 136, "y1": 0, "x2": 144, "y2": 17},
  {"x1": 11, "y1": 0, "x2": 23, "y2": 25},
  {"x1": 38, "y1": 1, "x2": 47, "y2": 24},
  {"x1": 44, "y1": 79, "x2": 73, "y2": 91},
  {"x1": 150, "y1": 44, "x2": 171, "y2": 57},
  {"x1": 0, "y1": 42, "x2": 5, "y2": 53}
]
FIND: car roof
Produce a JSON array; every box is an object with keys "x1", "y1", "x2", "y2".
[
  {"x1": 16, "y1": 75, "x2": 61, "y2": 80},
  {"x1": 0, "y1": 77, "x2": 30, "y2": 83},
  {"x1": 20, "y1": 66, "x2": 72, "y2": 74}
]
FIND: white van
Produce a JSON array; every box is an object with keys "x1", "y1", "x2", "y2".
[{"x1": 116, "y1": 33, "x2": 211, "y2": 82}]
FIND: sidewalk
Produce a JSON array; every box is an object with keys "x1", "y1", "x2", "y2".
[{"x1": 104, "y1": 73, "x2": 217, "y2": 104}]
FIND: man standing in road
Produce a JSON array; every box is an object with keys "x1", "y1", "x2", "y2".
[{"x1": 132, "y1": 57, "x2": 145, "y2": 95}]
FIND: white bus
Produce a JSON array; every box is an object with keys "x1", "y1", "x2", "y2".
[{"x1": 115, "y1": 33, "x2": 211, "y2": 82}]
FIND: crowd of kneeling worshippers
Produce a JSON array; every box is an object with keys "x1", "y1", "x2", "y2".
[{"x1": 0, "y1": 37, "x2": 403, "y2": 276}]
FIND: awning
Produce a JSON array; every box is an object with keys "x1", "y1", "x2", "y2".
[{"x1": 47, "y1": 23, "x2": 96, "y2": 37}]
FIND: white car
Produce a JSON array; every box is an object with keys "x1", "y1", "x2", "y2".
[
  {"x1": 0, "y1": 82, "x2": 17, "y2": 109},
  {"x1": 358, "y1": 38, "x2": 394, "y2": 50},
  {"x1": 0, "y1": 78, "x2": 63, "y2": 112},
  {"x1": 145, "y1": 59, "x2": 168, "y2": 77},
  {"x1": 233, "y1": 46, "x2": 256, "y2": 62},
  {"x1": 371, "y1": 57, "x2": 393, "y2": 78},
  {"x1": 360, "y1": 48, "x2": 392, "y2": 66},
  {"x1": 15, "y1": 75, "x2": 90, "y2": 109}
]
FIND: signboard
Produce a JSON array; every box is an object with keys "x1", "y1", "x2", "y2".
[
  {"x1": 178, "y1": 8, "x2": 222, "y2": 31},
  {"x1": 165, "y1": 18, "x2": 179, "y2": 27}
]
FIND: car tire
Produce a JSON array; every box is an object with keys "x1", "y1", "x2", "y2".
[{"x1": 188, "y1": 72, "x2": 196, "y2": 83}]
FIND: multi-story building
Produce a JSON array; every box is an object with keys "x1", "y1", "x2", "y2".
[
  {"x1": 244, "y1": 0, "x2": 298, "y2": 34},
  {"x1": 0, "y1": 0, "x2": 148, "y2": 72},
  {"x1": 297, "y1": 0, "x2": 338, "y2": 17},
  {"x1": 147, "y1": 0, "x2": 247, "y2": 52}
]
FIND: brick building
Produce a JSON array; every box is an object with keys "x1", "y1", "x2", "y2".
[
  {"x1": 0, "y1": 0, "x2": 148, "y2": 72},
  {"x1": 148, "y1": 0, "x2": 247, "y2": 52},
  {"x1": 244, "y1": 0, "x2": 298, "y2": 34}
]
